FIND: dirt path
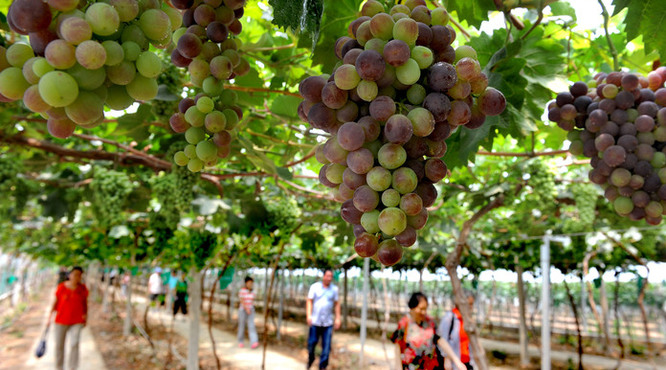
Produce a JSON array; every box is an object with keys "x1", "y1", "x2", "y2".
[{"x1": 0, "y1": 284, "x2": 52, "y2": 369}]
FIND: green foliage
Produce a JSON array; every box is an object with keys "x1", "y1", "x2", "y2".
[
  {"x1": 563, "y1": 183, "x2": 598, "y2": 233},
  {"x1": 90, "y1": 167, "x2": 135, "y2": 229},
  {"x1": 264, "y1": 195, "x2": 301, "y2": 235},
  {"x1": 269, "y1": 0, "x2": 323, "y2": 38},
  {"x1": 613, "y1": 0, "x2": 666, "y2": 59},
  {"x1": 311, "y1": 0, "x2": 363, "y2": 69},
  {"x1": 442, "y1": 0, "x2": 496, "y2": 28}
]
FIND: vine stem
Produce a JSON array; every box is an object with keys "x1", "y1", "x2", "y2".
[
  {"x1": 598, "y1": 0, "x2": 619, "y2": 71},
  {"x1": 476, "y1": 149, "x2": 569, "y2": 157},
  {"x1": 221, "y1": 85, "x2": 301, "y2": 97}
]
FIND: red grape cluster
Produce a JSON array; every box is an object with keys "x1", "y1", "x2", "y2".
[
  {"x1": 167, "y1": 0, "x2": 249, "y2": 172},
  {"x1": 549, "y1": 67, "x2": 666, "y2": 224},
  {"x1": 298, "y1": 0, "x2": 506, "y2": 266},
  {"x1": 0, "y1": 0, "x2": 179, "y2": 138}
]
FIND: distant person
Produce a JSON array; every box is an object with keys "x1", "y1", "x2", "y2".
[
  {"x1": 148, "y1": 267, "x2": 165, "y2": 309},
  {"x1": 391, "y1": 292, "x2": 442, "y2": 370},
  {"x1": 306, "y1": 269, "x2": 340, "y2": 370},
  {"x1": 120, "y1": 272, "x2": 130, "y2": 297},
  {"x1": 50, "y1": 266, "x2": 88, "y2": 370},
  {"x1": 172, "y1": 272, "x2": 188, "y2": 319},
  {"x1": 237, "y1": 276, "x2": 259, "y2": 348},
  {"x1": 57, "y1": 266, "x2": 69, "y2": 285},
  {"x1": 437, "y1": 292, "x2": 476, "y2": 370}
]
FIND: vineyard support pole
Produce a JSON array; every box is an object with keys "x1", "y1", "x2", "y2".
[
  {"x1": 360, "y1": 258, "x2": 370, "y2": 366},
  {"x1": 541, "y1": 234, "x2": 551, "y2": 370}
]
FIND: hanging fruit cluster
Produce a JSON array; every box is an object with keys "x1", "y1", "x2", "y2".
[
  {"x1": 297, "y1": 0, "x2": 506, "y2": 266},
  {"x1": 167, "y1": 0, "x2": 249, "y2": 172},
  {"x1": 0, "y1": 0, "x2": 180, "y2": 138},
  {"x1": 549, "y1": 68, "x2": 666, "y2": 224}
]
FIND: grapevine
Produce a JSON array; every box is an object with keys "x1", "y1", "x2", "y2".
[
  {"x1": 167, "y1": 0, "x2": 250, "y2": 172},
  {"x1": 567, "y1": 183, "x2": 598, "y2": 232},
  {"x1": 548, "y1": 68, "x2": 666, "y2": 224},
  {"x1": 151, "y1": 167, "x2": 197, "y2": 229},
  {"x1": 297, "y1": 0, "x2": 506, "y2": 265},
  {"x1": 0, "y1": 0, "x2": 179, "y2": 138},
  {"x1": 90, "y1": 166, "x2": 135, "y2": 229}
]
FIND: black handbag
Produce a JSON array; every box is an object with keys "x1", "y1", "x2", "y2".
[{"x1": 35, "y1": 324, "x2": 50, "y2": 358}]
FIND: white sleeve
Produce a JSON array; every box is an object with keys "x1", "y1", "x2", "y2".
[{"x1": 307, "y1": 283, "x2": 316, "y2": 300}]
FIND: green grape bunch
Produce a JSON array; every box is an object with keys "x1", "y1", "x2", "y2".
[
  {"x1": 0, "y1": 0, "x2": 181, "y2": 138},
  {"x1": 524, "y1": 160, "x2": 557, "y2": 214},
  {"x1": 91, "y1": 167, "x2": 135, "y2": 229}
]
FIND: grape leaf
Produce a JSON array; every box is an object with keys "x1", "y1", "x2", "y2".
[
  {"x1": 311, "y1": 0, "x2": 362, "y2": 69},
  {"x1": 270, "y1": 95, "x2": 302, "y2": 118},
  {"x1": 441, "y1": 0, "x2": 496, "y2": 28},
  {"x1": 548, "y1": 2, "x2": 576, "y2": 21},
  {"x1": 269, "y1": 0, "x2": 323, "y2": 37},
  {"x1": 612, "y1": 0, "x2": 666, "y2": 58}
]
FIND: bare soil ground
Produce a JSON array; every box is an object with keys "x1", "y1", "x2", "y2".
[{"x1": 0, "y1": 285, "x2": 51, "y2": 370}]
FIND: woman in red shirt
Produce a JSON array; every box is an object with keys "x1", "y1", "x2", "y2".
[{"x1": 50, "y1": 266, "x2": 88, "y2": 370}]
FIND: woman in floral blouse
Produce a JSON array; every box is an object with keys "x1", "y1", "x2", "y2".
[{"x1": 391, "y1": 292, "x2": 441, "y2": 370}]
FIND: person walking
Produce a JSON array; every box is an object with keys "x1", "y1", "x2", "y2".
[
  {"x1": 306, "y1": 269, "x2": 340, "y2": 370},
  {"x1": 437, "y1": 292, "x2": 475, "y2": 370},
  {"x1": 391, "y1": 292, "x2": 442, "y2": 370},
  {"x1": 148, "y1": 267, "x2": 165, "y2": 309},
  {"x1": 50, "y1": 266, "x2": 88, "y2": 370},
  {"x1": 172, "y1": 273, "x2": 188, "y2": 320},
  {"x1": 238, "y1": 276, "x2": 259, "y2": 348}
]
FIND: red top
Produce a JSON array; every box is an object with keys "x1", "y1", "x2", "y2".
[
  {"x1": 453, "y1": 308, "x2": 471, "y2": 363},
  {"x1": 54, "y1": 283, "x2": 88, "y2": 325}
]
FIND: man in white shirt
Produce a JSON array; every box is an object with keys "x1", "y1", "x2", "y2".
[
  {"x1": 306, "y1": 269, "x2": 340, "y2": 370},
  {"x1": 148, "y1": 267, "x2": 165, "y2": 308}
]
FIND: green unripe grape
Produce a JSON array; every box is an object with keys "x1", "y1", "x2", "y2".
[
  {"x1": 6, "y1": 43, "x2": 34, "y2": 68},
  {"x1": 172, "y1": 27, "x2": 187, "y2": 45},
  {"x1": 196, "y1": 96, "x2": 215, "y2": 113},
  {"x1": 411, "y1": 46, "x2": 434, "y2": 69},
  {"x1": 185, "y1": 126, "x2": 206, "y2": 144},
  {"x1": 326, "y1": 163, "x2": 346, "y2": 184},
  {"x1": 205, "y1": 111, "x2": 227, "y2": 133},
  {"x1": 187, "y1": 158, "x2": 204, "y2": 172},
  {"x1": 32, "y1": 57, "x2": 54, "y2": 77},
  {"x1": 126, "y1": 75, "x2": 158, "y2": 101},
  {"x1": 357, "y1": 80, "x2": 378, "y2": 102},
  {"x1": 0, "y1": 67, "x2": 30, "y2": 100},
  {"x1": 392, "y1": 18, "x2": 418, "y2": 45},
  {"x1": 185, "y1": 106, "x2": 206, "y2": 127},
  {"x1": 613, "y1": 196, "x2": 633, "y2": 215},
  {"x1": 377, "y1": 207, "x2": 407, "y2": 236},
  {"x1": 602, "y1": 84, "x2": 619, "y2": 99},
  {"x1": 136, "y1": 51, "x2": 162, "y2": 78},
  {"x1": 395, "y1": 58, "x2": 420, "y2": 85},
  {"x1": 174, "y1": 151, "x2": 189, "y2": 166},
  {"x1": 430, "y1": 7, "x2": 449, "y2": 25},
  {"x1": 105, "y1": 85, "x2": 134, "y2": 111},
  {"x1": 184, "y1": 144, "x2": 197, "y2": 159},
  {"x1": 651, "y1": 151, "x2": 666, "y2": 168},
  {"x1": 85, "y1": 3, "x2": 120, "y2": 36},
  {"x1": 406, "y1": 84, "x2": 426, "y2": 105},
  {"x1": 382, "y1": 189, "x2": 401, "y2": 207},
  {"x1": 121, "y1": 41, "x2": 141, "y2": 61},
  {"x1": 101, "y1": 41, "x2": 124, "y2": 66},
  {"x1": 223, "y1": 109, "x2": 239, "y2": 129},
  {"x1": 455, "y1": 45, "x2": 477, "y2": 62},
  {"x1": 38, "y1": 71, "x2": 79, "y2": 107},
  {"x1": 202, "y1": 76, "x2": 224, "y2": 96},
  {"x1": 334, "y1": 64, "x2": 361, "y2": 90},
  {"x1": 361, "y1": 210, "x2": 381, "y2": 233},
  {"x1": 195, "y1": 140, "x2": 218, "y2": 161}
]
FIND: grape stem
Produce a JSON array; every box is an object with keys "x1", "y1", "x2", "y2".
[
  {"x1": 242, "y1": 43, "x2": 296, "y2": 52},
  {"x1": 598, "y1": 0, "x2": 619, "y2": 71}
]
